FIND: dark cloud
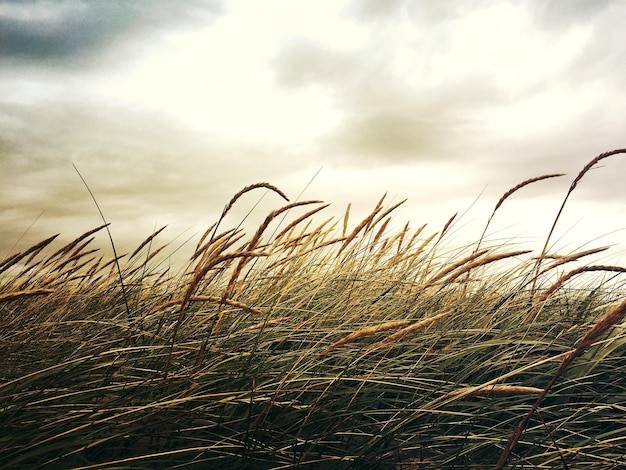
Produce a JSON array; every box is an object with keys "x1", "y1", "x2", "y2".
[
  {"x1": 528, "y1": 0, "x2": 619, "y2": 29},
  {"x1": 351, "y1": 0, "x2": 623, "y2": 27},
  {"x1": 348, "y1": 0, "x2": 488, "y2": 24},
  {"x1": 0, "y1": 0, "x2": 222, "y2": 65}
]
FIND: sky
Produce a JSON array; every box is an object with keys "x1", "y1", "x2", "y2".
[{"x1": 1, "y1": 0, "x2": 625, "y2": 269}]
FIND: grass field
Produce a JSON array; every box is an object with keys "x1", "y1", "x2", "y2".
[{"x1": 1, "y1": 150, "x2": 626, "y2": 469}]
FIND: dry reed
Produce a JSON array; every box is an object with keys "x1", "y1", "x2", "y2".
[
  {"x1": 445, "y1": 384, "x2": 544, "y2": 398},
  {"x1": 2, "y1": 155, "x2": 624, "y2": 469},
  {"x1": 476, "y1": 174, "x2": 564, "y2": 252},
  {"x1": 0, "y1": 288, "x2": 55, "y2": 302},
  {"x1": 524, "y1": 265, "x2": 626, "y2": 323},
  {"x1": 536, "y1": 246, "x2": 610, "y2": 276},
  {"x1": 532, "y1": 149, "x2": 626, "y2": 290},
  {"x1": 320, "y1": 320, "x2": 410, "y2": 355},
  {"x1": 498, "y1": 297, "x2": 626, "y2": 468},
  {"x1": 342, "y1": 202, "x2": 351, "y2": 238},
  {"x1": 129, "y1": 226, "x2": 167, "y2": 260},
  {"x1": 42, "y1": 224, "x2": 109, "y2": 266},
  {"x1": 0, "y1": 234, "x2": 59, "y2": 275},
  {"x1": 339, "y1": 194, "x2": 387, "y2": 253},
  {"x1": 438, "y1": 212, "x2": 457, "y2": 242},
  {"x1": 366, "y1": 309, "x2": 455, "y2": 352},
  {"x1": 273, "y1": 203, "x2": 330, "y2": 245}
]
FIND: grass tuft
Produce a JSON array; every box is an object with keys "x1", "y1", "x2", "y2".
[{"x1": 2, "y1": 153, "x2": 626, "y2": 469}]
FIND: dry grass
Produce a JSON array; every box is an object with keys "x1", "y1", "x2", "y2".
[
  {"x1": 445, "y1": 385, "x2": 544, "y2": 398},
  {"x1": 320, "y1": 320, "x2": 411, "y2": 355},
  {"x1": 1, "y1": 150, "x2": 626, "y2": 469}
]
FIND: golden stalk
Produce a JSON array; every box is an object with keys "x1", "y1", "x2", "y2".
[
  {"x1": 273, "y1": 204, "x2": 329, "y2": 245},
  {"x1": 372, "y1": 217, "x2": 391, "y2": 247},
  {"x1": 424, "y1": 250, "x2": 489, "y2": 287},
  {"x1": 342, "y1": 202, "x2": 351, "y2": 239},
  {"x1": 438, "y1": 212, "x2": 458, "y2": 241},
  {"x1": 532, "y1": 149, "x2": 626, "y2": 291},
  {"x1": 445, "y1": 384, "x2": 543, "y2": 398},
  {"x1": 524, "y1": 265, "x2": 626, "y2": 324},
  {"x1": 0, "y1": 234, "x2": 59, "y2": 274},
  {"x1": 42, "y1": 224, "x2": 109, "y2": 266},
  {"x1": 339, "y1": 196, "x2": 386, "y2": 254},
  {"x1": 0, "y1": 288, "x2": 55, "y2": 302},
  {"x1": 366, "y1": 310, "x2": 455, "y2": 352},
  {"x1": 476, "y1": 173, "x2": 564, "y2": 253},
  {"x1": 320, "y1": 320, "x2": 410, "y2": 355},
  {"x1": 441, "y1": 250, "x2": 531, "y2": 285},
  {"x1": 536, "y1": 246, "x2": 610, "y2": 276},
  {"x1": 129, "y1": 225, "x2": 167, "y2": 260}
]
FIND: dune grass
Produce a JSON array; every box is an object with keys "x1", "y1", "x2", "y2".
[{"x1": 1, "y1": 149, "x2": 626, "y2": 469}]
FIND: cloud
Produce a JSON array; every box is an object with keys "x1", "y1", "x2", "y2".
[
  {"x1": 0, "y1": 0, "x2": 222, "y2": 66},
  {"x1": 273, "y1": 35, "x2": 504, "y2": 164},
  {"x1": 528, "y1": 0, "x2": 619, "y2": 29},
  {"x1": 273, "y1": 39, "x2": 360, "y2": 90},
  {"x1": 0, "y1": 97, "x2": 328, "y2": 257},
  {"x1": 348, "y1": 0, "x2": 483, "y2": 23},
  {"x1": 329, "y1": 112, "x2": 446, "y2": 160},
  {"x1": 271, "y1": 0, "x2": 626, "y2": 173}
]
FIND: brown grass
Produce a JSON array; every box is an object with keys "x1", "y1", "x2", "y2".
[
  {"x1": 524, "y1": 265, "x2": 626, "y2": 324},
  {"x1": 532, "y1": 149, "x2": 626, "y2": 290},
  {"x1": 339, "y1": 194, "x2": 387, "y2": 253},
  {"x1": 0, "y1": 288, "x2": 55, "y2": 302},
  {"x1": 498, "y1": 297, "x2": 626, "y2": 468},
  {"x1": 445, "y1": 384, "x2": 544, "y2": 398},
  {"x1": 366, "y1": 309, "x2": 455, "y2": 352},
  {"x1": 536, "y1": 246, "x2": 611, "y2": 276},
  {"x1": 476, "y1": 174, "x2": 565, "y2": 252},
  {"x1": 320, "y1": 320, "x2": 411, "y2": 355},
  {"x1": 438, "y1": 212, "x2": 457, "y2": 242}
]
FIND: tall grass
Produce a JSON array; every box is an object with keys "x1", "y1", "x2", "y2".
[{"x1": 1, "y1": 150, "x2": 626, "y2": 469}]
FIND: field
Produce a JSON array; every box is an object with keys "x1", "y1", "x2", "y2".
[{"x1": 1, "y1": 150, "x2": 626, "y2": 469}]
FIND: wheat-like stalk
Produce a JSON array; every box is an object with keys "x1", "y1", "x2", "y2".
[
  {"x1": 366, "y1": 310, "x2": 455, "y2": 353},
  {"x1": 524, "y1": 265, "x2": 626, "y2": 324},
  {"x1": 0, "y1": 234, "x2": 59, "y2": 275},
  {"x1": 273, "y1": 204, "x2": 330, "y2": 245},
  {"x1": 0, "y1": 288, "x2": 55, "y2": 302},
  {"x1": 536, "y1": 246, "x2": 610, "y2": 276},
  {"x1": 2, "y1": 161, "x2": 624, "y2": 469},
  {"x1": 320, "y1": 320, "x2": 410, "y2": 355},
  {"x1": 438, "y1": 212, "x2": 458, "y2": 242},
  {"x1": 532, "y1": 149, "x2": 626, "y2": 290},
  {"x1": 339, "y1": 196, "x2": 387, "y2": 253},
  {"x1": 445, "y1": 384, "x2": 543, "y2": 398},
  {"x1": 476, "y1": 174, "x2": 564, "y2": 253},
  {"x1": 129, "y1": 226, "x2": 167, "y2": 260}
]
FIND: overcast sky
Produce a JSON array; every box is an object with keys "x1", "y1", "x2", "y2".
[{"x1": 1, "y1": 0, "x2": 625, "y2": 268}]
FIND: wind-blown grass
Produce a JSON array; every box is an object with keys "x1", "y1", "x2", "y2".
[{"x1": 1, "y1": 150, "x2": 626, "y2": 469}]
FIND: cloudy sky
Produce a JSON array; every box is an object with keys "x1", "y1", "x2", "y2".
[{"x1": 1, "y1": 0, "x2": 625, "y2": 267}]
